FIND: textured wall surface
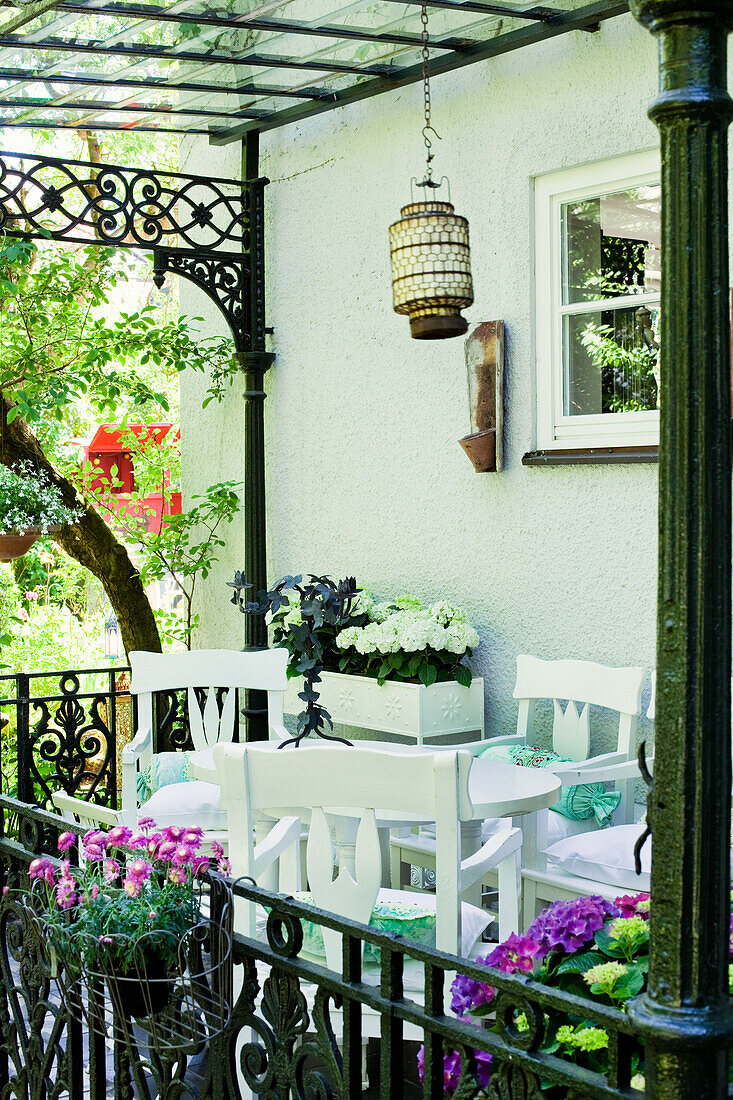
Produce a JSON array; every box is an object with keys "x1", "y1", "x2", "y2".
[{"x1": 179, "y1": 12, "x2": 660, "y2": 748}]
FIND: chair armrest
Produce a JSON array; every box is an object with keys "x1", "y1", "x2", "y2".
[
  {"x1": 552, "y1": 754, "x2": 651, "y2": 786},
  {"x1": 269, "y1": 722, "x2": 291, "y2": 743},
  {"x1": 121, "y1": 726, "x2": 153, "y2": 763},
  {"x1": 121, "y1": 726, "x2": 153, "y2": 819},
  {"x1": 460, "y1": 826, "x2": 523, "y2": 894},
  {"x1": 252, "y1": 816, "x2": 301, "y2": 880}
]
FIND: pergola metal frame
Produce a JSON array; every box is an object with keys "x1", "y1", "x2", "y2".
[
  {"x1": 0, "y1": 2, "x2": 732, "y2": 1096},
  {"x1": 0, "y1": 0, "x2": 627, "y2": 140}
]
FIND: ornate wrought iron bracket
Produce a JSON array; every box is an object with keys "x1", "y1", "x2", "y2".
[
  {"x1": 153, "y1": 247, "x2": 251, "y2": 352},
  {"x1": 0, "y1": 149, "x2": 267, "y2": 353}
]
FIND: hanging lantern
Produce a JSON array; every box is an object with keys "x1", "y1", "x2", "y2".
[
  {"x1": 389, "y1": 2, "x2": 473, "y2": 340},
  {"x1": 104, "y1": 612, "x2": 124, "y2": 661},
  {"x1": 390, "y1": 188, "x2": 473, "y2": 339}
]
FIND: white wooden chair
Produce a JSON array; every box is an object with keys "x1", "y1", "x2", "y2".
[
  {"x1": 121, "y1": 648, "x2": 289, "y2": 834},
  {"x1": 214, "y1": 741, "x2": 523, "y2": 955},
  {"x1": 520, "y1": 685, "x2": 654, "y2": 921},
  {"x1": 519, "y1": 755, "x2": 653, "y2": 910},
  {"x1": 390, "y1": 656, "x2": 647, "y2": 909}
]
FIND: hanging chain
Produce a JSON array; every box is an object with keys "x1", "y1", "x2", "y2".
[{"x1": 420, "y1": 0, "x2": 440, "y2": 183}]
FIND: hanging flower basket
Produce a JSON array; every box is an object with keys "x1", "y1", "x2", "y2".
[
  {"x1": 27, "y1": 821, "x2": 234, "y2": 1052},
  {"x1": 0, "y1": 529, "x2": 41, "y2": 562},
  {"x1": 0, "y1": 462, "x2": 80, "y2": 562}
]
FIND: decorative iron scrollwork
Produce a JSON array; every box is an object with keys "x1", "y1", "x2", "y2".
[
  {"x1": 30, "y1": 675, "x2": 115, "y2": 808},
  {"x1": 634, "y1": 740, "x2": 653, "y2": 874},
  {"x1": 0, "y1": 150, "x2": 247, "y2": 252},
  {"x1": 0, "y1": 151, "x2": 268, "y2": 354},
  {"x1": 486, "y1": 1062, "x2": 544, "y2": 1100}
]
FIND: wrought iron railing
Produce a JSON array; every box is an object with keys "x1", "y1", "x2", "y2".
[
  {"x1": 0, "y1": 666, "x2": 206, "y2": 812},
  {"x1": 0, "y1": 794, "x2": 644, "y2": 1100},
  {"x1": 0, "y1": 665, "x2": 133, "y2": 810}
]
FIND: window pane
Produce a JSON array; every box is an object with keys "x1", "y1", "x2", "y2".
[
  {"x1": 562, "y1": 305, "x2": 660, "y2": 416},
  {"x1": 562, "y1": 184, "x2": 661, "y2": 305}
]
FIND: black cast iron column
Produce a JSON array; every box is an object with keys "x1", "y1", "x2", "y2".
[
  {"x1": 628, "y1": 3, "x2": 733, "y2": 1096},
  {"x1": 241, "y1": 134, "x2": 275, "y2": 741}
]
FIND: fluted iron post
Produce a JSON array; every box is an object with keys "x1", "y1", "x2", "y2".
[{"x1": 628, "y1": 3, "x2": 733, "y2": 1096}]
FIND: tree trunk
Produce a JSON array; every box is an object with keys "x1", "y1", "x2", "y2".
[{"x1": 0, "y1": 396, "x2": 161, "y2": 656}]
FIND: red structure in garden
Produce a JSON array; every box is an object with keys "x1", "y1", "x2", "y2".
[{"x1": 82, "y1": 423, "x2": 182, "y2": 533}]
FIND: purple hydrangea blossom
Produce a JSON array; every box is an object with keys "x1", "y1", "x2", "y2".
[
  {"x1": 450, "y1": 970, "x2": 496, "y2": 1016},
  {"x1": 527, "y1": 895, "x2": 619, "y2": 956},
  {"x1": 417, "y1": 1045, "x2": 492, "y2": 1095},
  {"x1": 484, "y1": 933, "x2": 542, "y2": 974},
  {"x1": 615, "y1": 892, "x2": 650, "y2": 920}
]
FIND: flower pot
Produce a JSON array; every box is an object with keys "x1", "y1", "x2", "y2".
[
  {"x1": 0, "y1": 529, "x2": 41, "y2": 562},
  {"x1": 105, "y1": 951, "x2": 172, "y2": 1018},
  {"x1": 284, "y1": 670, "x2": 485, "y2": 744},
  {"x1": 458, "y1": 429, "x2": 497, "y2": 473}
]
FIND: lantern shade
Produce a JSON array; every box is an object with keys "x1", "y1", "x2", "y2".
[{"x1": 389, "y1": 199, "x2": 473, "y2": 340}]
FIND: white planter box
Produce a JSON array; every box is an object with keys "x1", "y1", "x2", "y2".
[{"x1": 284, "y1": 670, "x2": 485, "y2": 744}]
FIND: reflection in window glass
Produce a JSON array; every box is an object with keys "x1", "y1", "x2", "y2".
[
  {"x1": 562, "y1": 185, "x2": 661, "y2": 304},
  {"x1": 563, "y1": 305, "x2": 660, "y2": 416},
  {"x1": 561, "y1": 183, "x2": 660, "y2": 416}
]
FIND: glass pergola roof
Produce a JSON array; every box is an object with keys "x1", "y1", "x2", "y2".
[{"x1": 0, "y1": 0, "x2": 628, "y2": 144}]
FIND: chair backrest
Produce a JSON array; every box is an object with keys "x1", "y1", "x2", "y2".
[
  {"x1": 215, "y1": 742, "x2": 474, "y2": 966},
  {"x1": 129, "y1": 648, "x2": 289, "y2": 751},
  {"x1": 513, "y1": 655, "x2": 646, "y2": 762}
]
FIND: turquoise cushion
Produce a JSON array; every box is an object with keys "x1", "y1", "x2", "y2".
[
  {"x1": 136, "y1": 751, "x2": 193, "y2": 802},
  {"x1": 292, "y1": 892, "x2": 436, "y2": 964},
  {"x1": 479, "y1": 744, "x2": 621, "y2": 825}
]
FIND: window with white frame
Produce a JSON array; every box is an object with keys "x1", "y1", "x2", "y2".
[{"x1": 534, "y1": 151, "x2": 661, "y2": 450}]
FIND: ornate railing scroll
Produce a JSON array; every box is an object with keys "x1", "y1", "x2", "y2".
[
  {"x1": 221, "y1": 883, "x2": 645, "y2": 1100},
  {"x1": 0, "y1": 666, "x2": 133, "y2": 812},
  {"x1": 0, "y1": 149, "x2": 266, "y2": 351}
]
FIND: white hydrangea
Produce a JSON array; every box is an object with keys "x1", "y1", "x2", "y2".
[{"x1": 335, "y1": 601, "x2": 479, "y2": 658}]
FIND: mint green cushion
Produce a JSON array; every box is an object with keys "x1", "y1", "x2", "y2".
[
  {"x1": 292, "y1": 892, "x2": 436, "y2": 963},
  {"x1": 479, "y1": 744, "x2": 620, "y2": 825},
  {"x1": 137, "y1": 751, "x2": 193, "y2": 802}
]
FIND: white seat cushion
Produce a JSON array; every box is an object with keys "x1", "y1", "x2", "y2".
[
  {"x1": 482, "y1": 813, "x2": 596, "y2": 846},
  {"x1": 141, "y1": 780, "x2": 226, "y2": 831},
  {"x1": 545, "y1": 823, "x2": 651, "y2": 891}
]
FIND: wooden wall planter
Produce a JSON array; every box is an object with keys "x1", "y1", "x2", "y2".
[
  {"x1": 284, "y1": 670, "x2": 485, "y2": 744},
  {"x1": 459, "y1": 320, "x2": 504, "y2": 473}
]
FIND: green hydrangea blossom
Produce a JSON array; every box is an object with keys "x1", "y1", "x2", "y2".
[
  {"x1": 556, "y1": 1025, "x2": 609, "y2": 1052},
  {"x1": 583, "y1": 960, "x2": 628, "y2": 994}
]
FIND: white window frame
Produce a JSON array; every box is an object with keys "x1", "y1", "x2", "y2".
[{"x1": 534, "y1": 150, "x2": 662, "y2": 450}]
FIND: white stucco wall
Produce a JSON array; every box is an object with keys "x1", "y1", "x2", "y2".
[{"x1": 179, "y1": 11, "x2": 660, "y2": 747}]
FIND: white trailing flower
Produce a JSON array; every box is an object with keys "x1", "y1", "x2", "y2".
[{"x1": 0, "y1": 461, "x2": 81, "y2": 535}]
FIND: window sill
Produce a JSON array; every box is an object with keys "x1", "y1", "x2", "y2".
[{"x1": 522, "y1": 446, "x2": 659, "y2": 466}]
